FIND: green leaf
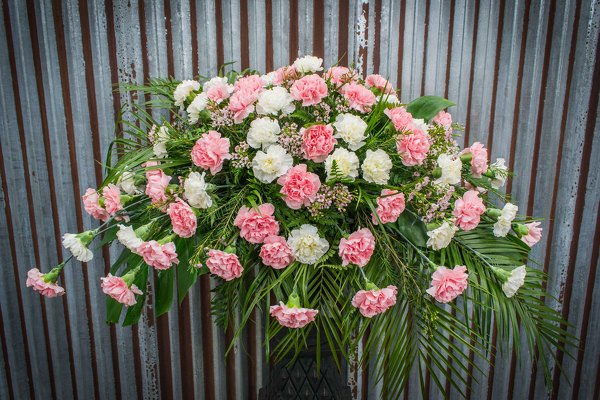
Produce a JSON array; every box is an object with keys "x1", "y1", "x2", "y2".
[
  {"x1": 406, "y1": 96, "x2": 455, "y2": 121},
  {"x1": 176, "y1": 240, "x2": 198, "y2": 304},
  {"x1": 123, "y1": 264, "x2": 150, "y2": 326},
  {"x1": 105, "y1": 298, "x2": 123, "y2": 324},
  {"x1": 155, "y1": 268, "x2": 175, "y2": 317},
  {"x1": 395, "y1": 211, "x2": 428, "y2": 247}
]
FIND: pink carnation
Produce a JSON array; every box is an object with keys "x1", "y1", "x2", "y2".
[
  {"x1": 100, "y1": 274, "x2": 142, "y2": 307},
  {"x1": 522, "y1": 222, "x2": 542, "y2": 247},
  {"x1": 234, "y1": 203, "x2": 279, "y2": 244},
  {"x1": 259, "y1": 235, "x2": 294, "y2": 269},
  {"x1": 324, "y1": 66, "x2": 356, "y2": 86},
  {"x1": 205, "y1": 83, "x2": 231, "y2": 103},
  {"x1": 83, "y1": 188, "x2": 110, "y2": 221},
  {"x1": 339, "y1": 228, "x2": 376, "y2": 267},
  {"x1": 26, "y1": 268, "x2": 65, "y2": 298},
  {"x1": 234, "y1": 75, "x2": 264, "y2": 95},
  {"x1": 270, "y1": 302, "x2": 318, "y2": 328},
  {"x1": 397, "y1": 130, "x2": 431, "y2": 166},
  {"x1": 453, "y1": 190, "x2": 486, "y2": 231},
  {"x1": 463, "y1": 142, "x2": 488, "y2": 178},
  {"x1": 426, "y1": 265, "x2": 469, "y2": 303},
  {"x1": 228, "y1": 89, "x2": 257, "y2": 124},
  {"x1": 137, "y1": 240, "x2": 179, "y2": 270},
  {"x1": 167, "y1": 198, "x2": 197, "y2": 238},
  {"x1": 372, "y1": 189, "x2": 406, "y2": 225},
  {"x1": 351, "y1": 285, "x2": 397, "y2": 318},
  {"x1": 340, "y1": 82, "x2": 377, "y2": 113},
  {"x1": 191, "y1": 131, "x2": 231, "y2": 174},
  {"x1": 277, "y1": 164, "x2": 321, "y2": 209},
  {"x1": 301, "y1": 124, "x2": 337, "y2": 162},
  {"x1": 432, "y1": 110, "x2": 452, "y2": 130},
  {"x1": 102, "y1": 184, "x2": 123, "y2": 214},
  {"x1": 145, "y1": 164, "x2": 171, "y2": 204},
  {"x1": 272, "y1": 66, "x2": 299, "y2": 85},
  {"x1": 384, "y1": 107, "x2": 414, "y2": 132},
  {"x1": 205, "y1": 249, "x2": 243, "y2": 281},
  {"x1": 365, "y1": 74, "x2": 395, "y2": 95},
  {"x1": 290, "y1": 74, "x2": 328, "y2": 106}
]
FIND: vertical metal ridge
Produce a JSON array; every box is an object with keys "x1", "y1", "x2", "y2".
[
  {"x1": 338, "y1": 0, "x2": 349, "y2": 65},
  {"x1": 289, "y1": 0, "x2": 299, "y2": 64},
  {"x1": 396, "y1": 0, "x2": 406, "y2": 90},
  {"x1": 485, "y1": 0, "x2": 506, "y2": 155},
  {"x1": 372, "y1": 0, "x2": 382, "y2": 73},
  {"x1": 240, "y1": 0, "x2": 250, "y2": 69},
  {"x1": 0, "y1": 305, "x2": 14, "y2": 399},
  {"x1": 215, "y1": 0, "x2": 225, "y2": 68},
  {"x1": 419, "y1": 0, "x2": 430, "y2": 96},
  {"x1": 200, "y1": 275, "x2": 216, "y2": 399},
  {"x1": 190, "y1": 0, "x2": 199, "y2": 74},
  {"x1": 313, "y1": 0, "x2": 325, "y2": 60},
  {"x1": 265, "y1": 0, "x2": 274, "y2": 71},
  {"x1": 443, "y1": 0, "x2": 456, "y2": 99},
  {"x1": 225, "y1": 325, "x2": 237, "y2": 400},
  {"x1": 178, "y1": 297, "x2": 195, "y2": 398},
  {"x1": 461, "y1": 0, "x2": 480, "y2": 147}
]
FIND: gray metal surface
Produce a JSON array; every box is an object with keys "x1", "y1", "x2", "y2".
[{"x1": 0, "y1": 0, "x2": 599, "y2": 399}]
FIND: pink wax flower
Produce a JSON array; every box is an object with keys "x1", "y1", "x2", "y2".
[
  {"x1": 324, "y1": 66, "x2": 356, "y2": 86},
  {"x1": 426, "y1": 265, "x2": 469, "y2": 303},
  {"x1": 397, "y1": 130, "x2": 431, "y2": 166},
  {"x1": 372, "y1": 189, "x2": 406, "y2": 225},
  {"x1": 301, "y1": 124, "x2": 337, "y2": 162},
  {"x1": 272, "y1": 66, "x2": 299, "y2": 85},
  {"x1": 270, "y1": 302, "x2": 318, "y2": 328},
  {"x1": 463, "y1": 142, "x2": 488, "y2": 178},
  {"x1": 259, "y1": 235, "x2": 294, "y2": 269},
  {"x1": 384, "y1": 107, "x2": 414, "y2": 132},
  {"x1": 522, "y1": 222, "x2": 543, "y2": 247},
  {"x1": 167, "y1": 198, "x2": 197, "y2": 238},
  {"x1": 191, "y1": 130, "x2": 231, "y2": 174},
  {"x1": 277, "y1": 164, "x2": 321, "y2": 209},
  {"x1": 137, "y1": 240, "x2": 179, "y2": 270},
  {"x1": 205, "y1": 83, "x2": 231, "y2": 103},
  {"x1": 338, "y1": 228, "x2": 376, "y2": 267},
  {"x1": 234, "y1": 203, "x2": 280, "y2": 244},
  {"x1": 453, "y1": 190, "x2": 486, "y2": 231},
  {"x1": 205, "y1": 249, "x2": 243, "y2": 281},
  {"x1": 365, "y1": 74, "x2": 395, "y2": 95},
  {"x1": 234, "y1": 75, "x2": 264, "y2": 95},
  {"x1": 340, "y1": 82, "x2": 377, "y2": 113},
  {"x1": 290, "y1": 74, "x2": 328, "y2": 106},
  {"x1": 26, "y1": 268, "x2": 65, "y2": 298},
  {"x1": 100, "y1": 274, "x2": 142, "y2": 307},
  {"x1": 228, "y1": 89, "x2": 258, "y2": 124},
  {"x1": 351, "y1": 285, "x2": 397, "y2": 318},
  {"x1": 83, "y1": 188, "x2": 110, "y2": 221},
  {"x1": 145, "y1": 164, "x2": 171, "y2": 205},
  {"x1": 102, "y1": 184, "x2": 123, "y2": 214}
]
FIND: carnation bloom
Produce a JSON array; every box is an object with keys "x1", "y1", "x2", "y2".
[
  {"x1": 152, "y1": 126, "x2": 169, "y2": 159},
  {"x1": 205, "y1": 82, "x2": 232, "y2": 103},
  {"x1": 173, "y1": 80, "x2": 200, "y2": 107},
  {"x1": 247, "y1": 117, "x2": 280, "y2": 149},
  {"x1": 361, "y1": 149, "x2": 392, "y2": 184},
  {"x1": 426, "y1": 222, "x2": 458, "y2": 250},
  {"x1": 145, "y1": 162, "x2": 171, "y2": 204},
  {"x1": 435, "y1": 154, "x2": 462, "y2": 186},
  {"x1": 397, "y1": 130, "x2": 431, "y2": 166},
  {"x1": 324, "y1": 148, "x2": 359, "y2": 180},
  {"x1": 259, "y1": 235, "x2": 294, "y2": 269},
  {"x1": 252, "y1": 145, "x2": 294, "y2": 183},
  {"x1": 234, "y1": 203, "x2": 280, "y2": 244},
  {"x1": 522, "y1": 222, "x2": 542, "y2": 247},
  {"x1": 116, "y1": 224, "x2": 144, "y2": 252},
  {"x1": 102, "y1": 184, "x2": 123, "y2": 215},
  {"x1": 234, "y1": 74, "x2": 265, "y2": 95},
  {"x1": 100, "y1": 274, "x2": 142, "y2": 307},
  {"x1": 137, "y1": 240, "x2": 179, "y2": 270},
  {"x1": 351, "y1": 285, "x2": 397, "y2": 318},
  {"x1": 490, "y1": 158, "x2": 508, "y2": 189},
  {"x1": 463, "y1": 142, "x2": 488, "y2": 178},
  {"x1": 256, "y1": 86, "x2": 296, "y2": 115},
  {"x1": 228, "y1": 89, "x2": 258, "y2": 123},
  {"x1": 365, "y1": 74, "x2": 395, "y2": 95},
  {"x1": 426, "y1": 265, "x2": 469, "y2": 303},
  {"x1": 432, "y1": 110, "x2": 453, "y2": 137},
  {"x1": 26, "y1": 268, "x2": 65, "y2": 297},
  {"x1": 287, "y1": 224, "x2": 329, "y2": 264},
  {"x1": 187, "y1": 93, "x2": 208, "y2": 123},
  {"x1": 62, "y1": 231, "x2": 95, "y2": 262},
  {"x1": 191, "y1": 131, "x2": 231, "y2": 174},
  {"x1": 499, "y1": 265, "x2": 527, "y2": 298},
  {"x1": 184, "y1": 171, "x2": 212, "y2": 209},
  {"x1": 301, "y1": 124, "x2": 337, "y2": 162},
  {"x1": 453, "y1": 190, "x2": 486, "y2": 231},
  {"x1": 372, "y1": 189, "x2": 405, "y2": 225},
  {"x1": 83, "y1": 188, "x2": 110, "y2": 221},
  {"x1": 340, "y1": 82, "x2": 377, "y2": 113},
  {"x1": 205, "y1": 250, "x2": 243, "y2": 281},
  {"x1": 167, "y1": 198, "x2": 197, "y2": 238},
  {"x1": 339, "y1": 228, "x2": 376, "y2": 267},
  {"x1": 270, "y1": 294, "x2": 318, "y2": 328},
  {"x1": 117, "y1": 171, "x2": 138, "y2": 195},
  {"x1": 293, "y1": 55, "x2": 324, "y2": 73},
  {"x1": 290, "y1": 74, "x2": 328, "y2": 106},
  {"x1": 277, "y1": 164, "x2": 321, "y2": 209},
  {"x1": 384, "y1": 107, "x2": 415, "y2": 132},
  {"x1": 333, "y1": 113, "x2": 368, "y2": 150},
  {"x1": 324, "y1": 66, "x2": 357, "y2": 86},
  {"x1": 493, "y1": 203, "x2": 518, "y2": 237},
  {"x1": 271, "y1": 65, "x2": 300, "y2": 85}
]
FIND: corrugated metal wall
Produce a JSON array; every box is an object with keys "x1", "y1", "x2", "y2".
[{"x1": 0, "y1": 0, "x2": 598, "y2": 399}]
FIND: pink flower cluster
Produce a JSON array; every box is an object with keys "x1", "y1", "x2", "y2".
[
  {"x1": 301, "y1": 124, "x2": 337, "y2": 162},
  {"x1": 324, "y1": 66, "x2": 357, "y2": 86},
  {"x1": 338, "y1": 228, "x2": 376, "y2": 267},
  {"x1": 205, "y1": 249, "x2": 243, "y2": 281},
  {"x1": 290, "y1": 74, "x2": 328, "y2": 106},
  {"x1": 372, "y1": 189, "x2": 406, "y2": 225},
  {"x1": 102, "y1": 184, "x2": 123, "y2": 215},
  {"x1": 137, "y1": 241, "x2": 179, "y2": 270},
  {"x1": 277, "y1": 164, "x2": 321, "y2": 209},
  {"x1": 83, "y1": 188, "x2": 110, "y2": 221},
  {"x1": 26, "y1": 268, "x2": 65, "y2": 298},
  {"x1": 384, "y1": 107, "x2": 414, "y2": 132},
  {"x1": 167, "y1": 199, "x2": 197, "y2": 238},
  {"x1": 365, "y1": 74, "x2": 395, "y2": 95},
  {"x1": 259, "y1": 235, "x2": 294, "y2": 269},
  {"x1": 351, "y1": 285, "x2": 398, "y2": 318},
  {"x1": 397, "y1": 130, "x2": 431, "y2": 166},
  {"x1": 269, "y1": 302, "x2": 318, "y2": 328},
  {"x1": 234, "y1": 203, "x2": 280, "y2": 244},
  {"x1": 145, "y1": 162, "x2": 171, "y2": 204},
  {"x1": 340, "y1": 82, "x2": 377, "y2": 113},
  {"x1": 191, "y1": 131, "x2": 231, "y2": 175},
  {"x1": 101, "y1": 274, "x2": 142, "y2": 307},
  {"x1": 522, "y1": 222, "x2": 542, "y2": 247},
  {"x1": 426, "y1": 265, "x2": 469, "y2": 303},
  {"x1": 453, "y1": 190, "x2": 486, "y2": 231},
  {"x1": 463, "y1": 142, "x2": 488, "y2": 178}
]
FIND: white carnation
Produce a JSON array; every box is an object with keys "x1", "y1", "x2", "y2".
[
  {"x1": 490, "y1": 158, "x2": 508, "y2": 189},
  {"x1": 261, "y1": 72, "x2": 278, "y2": 86},
  {"x1": 116, "y1": 225, "x2": 143, "y2": 252},
  {"x1": 287, "y1": 224, "x2": 329, "y2": 265},
  {"x1": 256, "y1": 87, "x2": 295, "y2": 115},
  {"x1": 411, "y1": 118, "x2": 429, "y2": 132},
  {"x1": 118, "y1": 171, "x2": 138, "y2": 195},
  {"x1": 435, "y1": 154, "x2": 462, "y2": 185},
  {"x1": 333, "y1": 113, "x2": 368, "y2": 151},
  {"x1": 384, "y1": 94, "x2": 400, "y2": 104},
  {"x1": 174, "y1": 80, "x2": 200, "y2": 107},
  {"x1": 293, "y1": 55, "x2": 324, "y2": 73},
  {"x1": 361, "y1": 149, "x2": 392, "y2": 184},
  {"x1": 202, "y1": 76, "x2": 229, "y2": 92},
  {"x1": 325, "y1": 148, "x2": 359, "y2": 180},
  {"x1": 247, "y1": 118, "x2": 281, "y2": 149},
  {"x1": 62, "y1": 233, "x2": 93, "y2": 262},
  {"x1": 187, "y1": 93, "x2": 208, "y2": 123},
  {"x1": 184, "y1": 171, "x2": 212, "y2": 209},
  {"x1": 153, "y1": 126, "x2": 169, "y2": 158},
  {"x1": 252, "y1": 145, "x2": 293, "y2": 183},
  {"x1": 502, "y1": 265, "x2": 527, "y2": 298},
  {"x1": 426, "y1": 222, "x2": 459, "y2": 250},
  {"x1": 493, "y1": 203, "x2": 518, "y2": 237}
]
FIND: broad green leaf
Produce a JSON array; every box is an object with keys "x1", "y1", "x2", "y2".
[
  {"x1": 123, "y1": 264, "x2": 150, "y2": 326},
  {"x1": 406, "y1": 96, "x2": 455, "y2": 121},
  {"x1": 105, "y1": 298, "x2": 123, "y2": 324},
  {"x1": 155, "y1": 268, "x2": 174, "y2": 317},
  {"x1": 176, "y1": 240, "x2": 198, "y2": 304},
  {"x1": 395, "y1": 212, "x2": 428, "y2": 247}
]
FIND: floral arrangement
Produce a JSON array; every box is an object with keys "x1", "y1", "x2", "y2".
[{"x1": 27, "y1": 56, "x2": 572, "y2": 397}]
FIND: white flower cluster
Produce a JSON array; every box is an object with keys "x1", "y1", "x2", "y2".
[
  {"x1": 287, "y1": 224, "x2": 330, "y2": 264},
  {"x1": 493, "y1": 203, "x2": 518, "y2": 237}
]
